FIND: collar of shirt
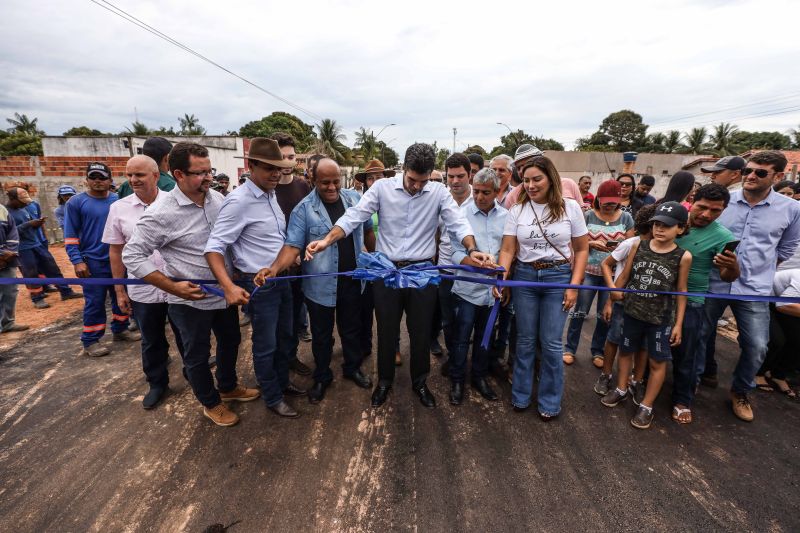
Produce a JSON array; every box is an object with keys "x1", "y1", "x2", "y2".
[
  {"x1": 469, "y1": 201, "x2": 499, "y2": 217},
  {"x1": 732, "y1": 188, "x2": 775, "y2": 207},
  {"x1": 172, "y1": 185, "x2": 215, "y2": 208},
  {"x1": 392, "y1": 175, "x2": 432, "y2": 197},
  {"x1": 244, "y1": 177, "x2": 274, "y2": 199},
  {"x1": 131, "y1": 189, "x2": 167, "y2": 208}
]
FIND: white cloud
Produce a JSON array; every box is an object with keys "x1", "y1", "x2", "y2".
[{"x1": 2, "y1": 0, "x2": 799, "y2": 152}]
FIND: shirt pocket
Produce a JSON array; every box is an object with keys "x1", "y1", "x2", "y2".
[{"x1": 310, "y1": 224, "x2": 329, "y2": 239}]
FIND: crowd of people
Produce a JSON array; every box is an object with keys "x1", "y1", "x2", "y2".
[{"x1": 1, "y1": 134, "x2": 799, "y2": 431}]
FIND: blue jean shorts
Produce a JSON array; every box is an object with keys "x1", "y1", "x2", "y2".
[
  {"x1": 620, "y1": 313, "x2": 672, "y2": 362},
  {"x1": 606, "y1": 302, "x2": 625, "y2": 345}
]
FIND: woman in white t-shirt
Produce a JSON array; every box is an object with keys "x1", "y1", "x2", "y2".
[{"x1": 496, "y1": 156, "x2": 589, "y2": 420}]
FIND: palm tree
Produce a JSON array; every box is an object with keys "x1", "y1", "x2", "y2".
[
  {"x1": 315, "y1": 118, "x2": 347, "y2": 162},
  {"x1": 125, "y1": 121, "x2": 151, "y2": 135},
  {"x1": 6, "y1": 113, "x2": 44, "y2": 135},
  {"x1": 354, "y1": 126, "x2": 377, "y2": 162},
  {"x1": 178, "y1": 113, "x2": 206, "y2": 135},
  {"x1": 709, "y1": 122, "x2": 739, "y2": 156},
  {"x1": 664, "y1": 130, "x2": 683, "y2": 153},
  {"x1": 683, "y1": 127, "x2": 708, "y2": 154}
]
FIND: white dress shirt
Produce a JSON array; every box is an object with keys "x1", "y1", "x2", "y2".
[
  {"x1": 335, "y1": 175, "x2": 473, "y2": 262},
  {"x1": 123, "y1": 187, "x2": 228, "y2": 310},
  {"x1": 204, "y1": 179, "x2": 287, "y2": 273},
  {"x1": 102, "y1": 189, "x2": 168, "y2": 303},
  {"x1": 438, "y1": 188, "x2": 473, "y2": 269}
]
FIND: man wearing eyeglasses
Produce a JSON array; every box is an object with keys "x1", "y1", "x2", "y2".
[
  {"x1": 64, "y1": 162, "x2": 138, "y2": 358},
  {"x1": 698, "y1": 150, "x2": 800, "y2": 422},
  {"x1": 124, "y1": 142, "x2": 258, "y2": 427}
]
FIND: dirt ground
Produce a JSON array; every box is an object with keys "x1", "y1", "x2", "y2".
[
  {"x1": 1, "y1": 299, "x2": 799, "y2": 532},
  {"x1": 1, "y1": 244, "x2": 85, "y2": 351}
]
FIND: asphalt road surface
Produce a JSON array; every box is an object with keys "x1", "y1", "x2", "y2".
[{"x1": 1, "y1": 315, "x2": 799, "y2": 532}]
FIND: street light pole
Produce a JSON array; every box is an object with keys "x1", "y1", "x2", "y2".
[
  {"x1": 453, "y1": 127, "x2": 457, "y2": 155},
  {"x1": 496, "y1": 122, "x2": 518, "y2": 149},
  {"x1": 376, "y1": 123, "x2": 396, "y2": 140}
]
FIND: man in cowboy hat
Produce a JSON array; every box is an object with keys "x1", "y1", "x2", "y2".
[
  {"x1": 205, "y1": 137, "x2": 307, "y2": 419},
  {"x1": 355, "y1": 159, "x2": 396, "y2": 190},
  {"x1": 255, "y1": 157, "x2": 376, "y2": 403}
]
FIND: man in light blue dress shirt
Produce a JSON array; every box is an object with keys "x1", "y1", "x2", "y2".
[
  {"x1": 257, "y1": 158, "x2": 376, "y2": 404},
  {"x1": 699, "y1": 151, "x2": 800, "y2": 422},
  {"x1": 205, "y1": 138, "x2": 306, "y2": 420},
  {"x1": 304, "y1": 143, "x2": 493, "y2": 409},
  {"x1": 448, "y1": 168, "x2": 507, "y2": 405}
]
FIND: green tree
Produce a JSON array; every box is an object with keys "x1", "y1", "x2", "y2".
[
  {"x1": 464, "y1": 145, "x2": 489, "y2": 159},
  {"x1": 709, "y1": 122, "x2": 739, "y2": 156},
  {"x1": 732, "y1": 130, "x2": 790, "y2": 151},
  {"x1": 6, "y1": 112, "x2": 44, "y2": 135},
  {"x1": 151, "y1": 125, "x2": 177, "y2": 136},
  {"x1": 377, "y1": 142, "x2": 399, "y2": 167},
  {"x1": 663, "y1": 130, "x2": 683, "y2": 153},
  {"x1": 315, "y1": 118, "x2": 348, "y2": 163},
  {"x1": 433, "y1": 141, "x2": 450, "y2": 169},
  {"x1": 593, "y1": 110, "x2": 648, "y2": 152},
  {"x1": 354, "y1": 127, "x2": 378, "y2": 162},
  {"x1": 64, "y1": 126, "x2": 103, "y2": 136},
  {"x1": 683, "y1": 127, "x2": 708, "y2": 154},
  {"x1": 489, "y1": 131, "x2": 563, "y2": 157},
  {"x1": 789, "y1": 125, "x2": 800, "y2": 149},
  {"x1": 178, "y1": 113, "x2": 206, "y2": 135},
  {"x1": 574, "y1": 132, "x2": 615, "y2": 152},
  {"x1": 644, "y1": 132, "x2": 667, "y2": 153},
  {"x1": 124, "y1": 121, "x2": 151, "y2": 135},
  {"x1": 238, "y1": 112, "x2": 316, "y2": 150},
  {"x1": 0, "y1": 133, "x2": 43, "y2": 156}
]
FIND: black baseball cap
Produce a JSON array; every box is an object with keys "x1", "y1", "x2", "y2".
[
  {"x1": 701, "y1": 156, "x2": 746, "y2": 173},
  {"x1": 650, "y1": 201, "x2": 688, "y2": 226},
  {"x1": 86, "y1": 162, "x2": 111, "y2": 178}
]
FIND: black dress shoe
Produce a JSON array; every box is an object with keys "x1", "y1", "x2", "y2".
[
  {"x1": 289, "y1": 358, "x2": 312, "y2": 376},
  {"x1": 269, "y1": 400, "x2": 299, "y2": 418},
  {"x1": 142, "y1": 386, "x2": 166, "y2": 409},
  {"x1": 344, "y1": 369, "x2": 372, "y2": 389},
  {"x1": 449, "y1": 382, "x2": 464, "y2": 405},
  {"x1": 415, "y1": 384, "x2": 436, "y2": 408},
  {"x1": 472, "y1": 377, "x2": 498, "y2": 401},
  {"x1": 284, "y1": 382, "x2": 307, "y2": 396},
  {"x1": 371, "y1": 384, "x2": 391, "y2": 407},
  {"x1": 308, "y1": 381, "x2": 329, "y2": 404}
]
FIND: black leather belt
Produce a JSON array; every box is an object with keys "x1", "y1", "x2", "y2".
[{"x1": 393, "y1": 258, "x2": 433, "y2": 268}]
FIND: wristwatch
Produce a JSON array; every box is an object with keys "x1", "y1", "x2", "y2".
[{"x1": 467, "y1": 248, "x2": 479, "y2": 256}]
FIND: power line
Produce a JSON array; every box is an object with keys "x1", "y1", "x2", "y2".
[
  {"x1": 649, "y1": 91, "x2": 800, "y2": 128},
  {"x1": 651, "y1": 104, "x2": 800, "y2": 134},
  {"x1": 88, "y1": 0, "x2": 323, "y2": 122}
]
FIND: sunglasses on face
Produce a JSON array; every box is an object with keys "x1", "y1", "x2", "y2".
[
  {"x1": 742, "y1": 167, "x2": 774, "y2": 179},
  {"x1": 618, "y1": 182, "x2": 633, "y2": 187},
  {"x1": 87, "y1": 175, "x2": 111, "y2": 181}
]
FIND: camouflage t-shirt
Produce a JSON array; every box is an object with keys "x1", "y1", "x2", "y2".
[{"x1": 623, "y1": 239, "x2": 685, "y2": 325}]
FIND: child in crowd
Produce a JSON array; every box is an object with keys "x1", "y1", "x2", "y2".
[
  {"x1": 601, "y1": 202, "x2": 692, "y2": 429},
  {"x1": 595, "y1": 204, "x2": 656, "y2": 399}
]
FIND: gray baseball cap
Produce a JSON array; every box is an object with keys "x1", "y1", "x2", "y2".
[{"x1": 701, "y1": 156, "x2": 746, "y2": 173}]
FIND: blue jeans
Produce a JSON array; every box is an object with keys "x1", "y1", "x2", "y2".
[
  {"x1": 564, "y1": 273, "x2": 608, "y2": 358},
  {"x1": 239, "y1": 279, "x2": 293, "y2": 408},
  {"x1": 449, "y1": 294, "x2": 493, "y2": 383},
  {"x1": 17, "y1": 244, "x2": 74, "y2": 302},
  {"x1": 696, "y1": 298, "x2": 770, "y2": 394},
  {"x1": 671, "y1": 302, "x2": 707, "y2": 407},
  {"x1": 0, "y1": 266, "x2": 19, "y2": 331},
  {"x1": 511, "y1": 263, "x2": 571, "y2": 415},
  {"x1": 168, "y1": 304, "x2": 240, "y2": 408}
]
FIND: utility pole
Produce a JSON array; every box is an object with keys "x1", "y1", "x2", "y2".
[{"x1": 453, "y1": 128, "x2": 457, "y2": 155}]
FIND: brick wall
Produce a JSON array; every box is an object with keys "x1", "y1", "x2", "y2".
[{"x1": 0, "y1": 156, "x2": 130, "y2": 242}]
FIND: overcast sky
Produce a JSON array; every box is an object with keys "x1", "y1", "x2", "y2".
[{"x1": 2, "y1": 0, "x2": 799, "y2": 154}]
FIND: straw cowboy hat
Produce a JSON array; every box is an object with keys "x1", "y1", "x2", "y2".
[
  {"x1": 355, "y1": 159, "x2": 396, "y2": 183},
  {"x1": 235, "y1": 137, "x2": 295, "y2": 168}
]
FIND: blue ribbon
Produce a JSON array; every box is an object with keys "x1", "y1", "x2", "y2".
[{"x1": 4, "y1": 251, "x2": 799, "y2": 352}]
